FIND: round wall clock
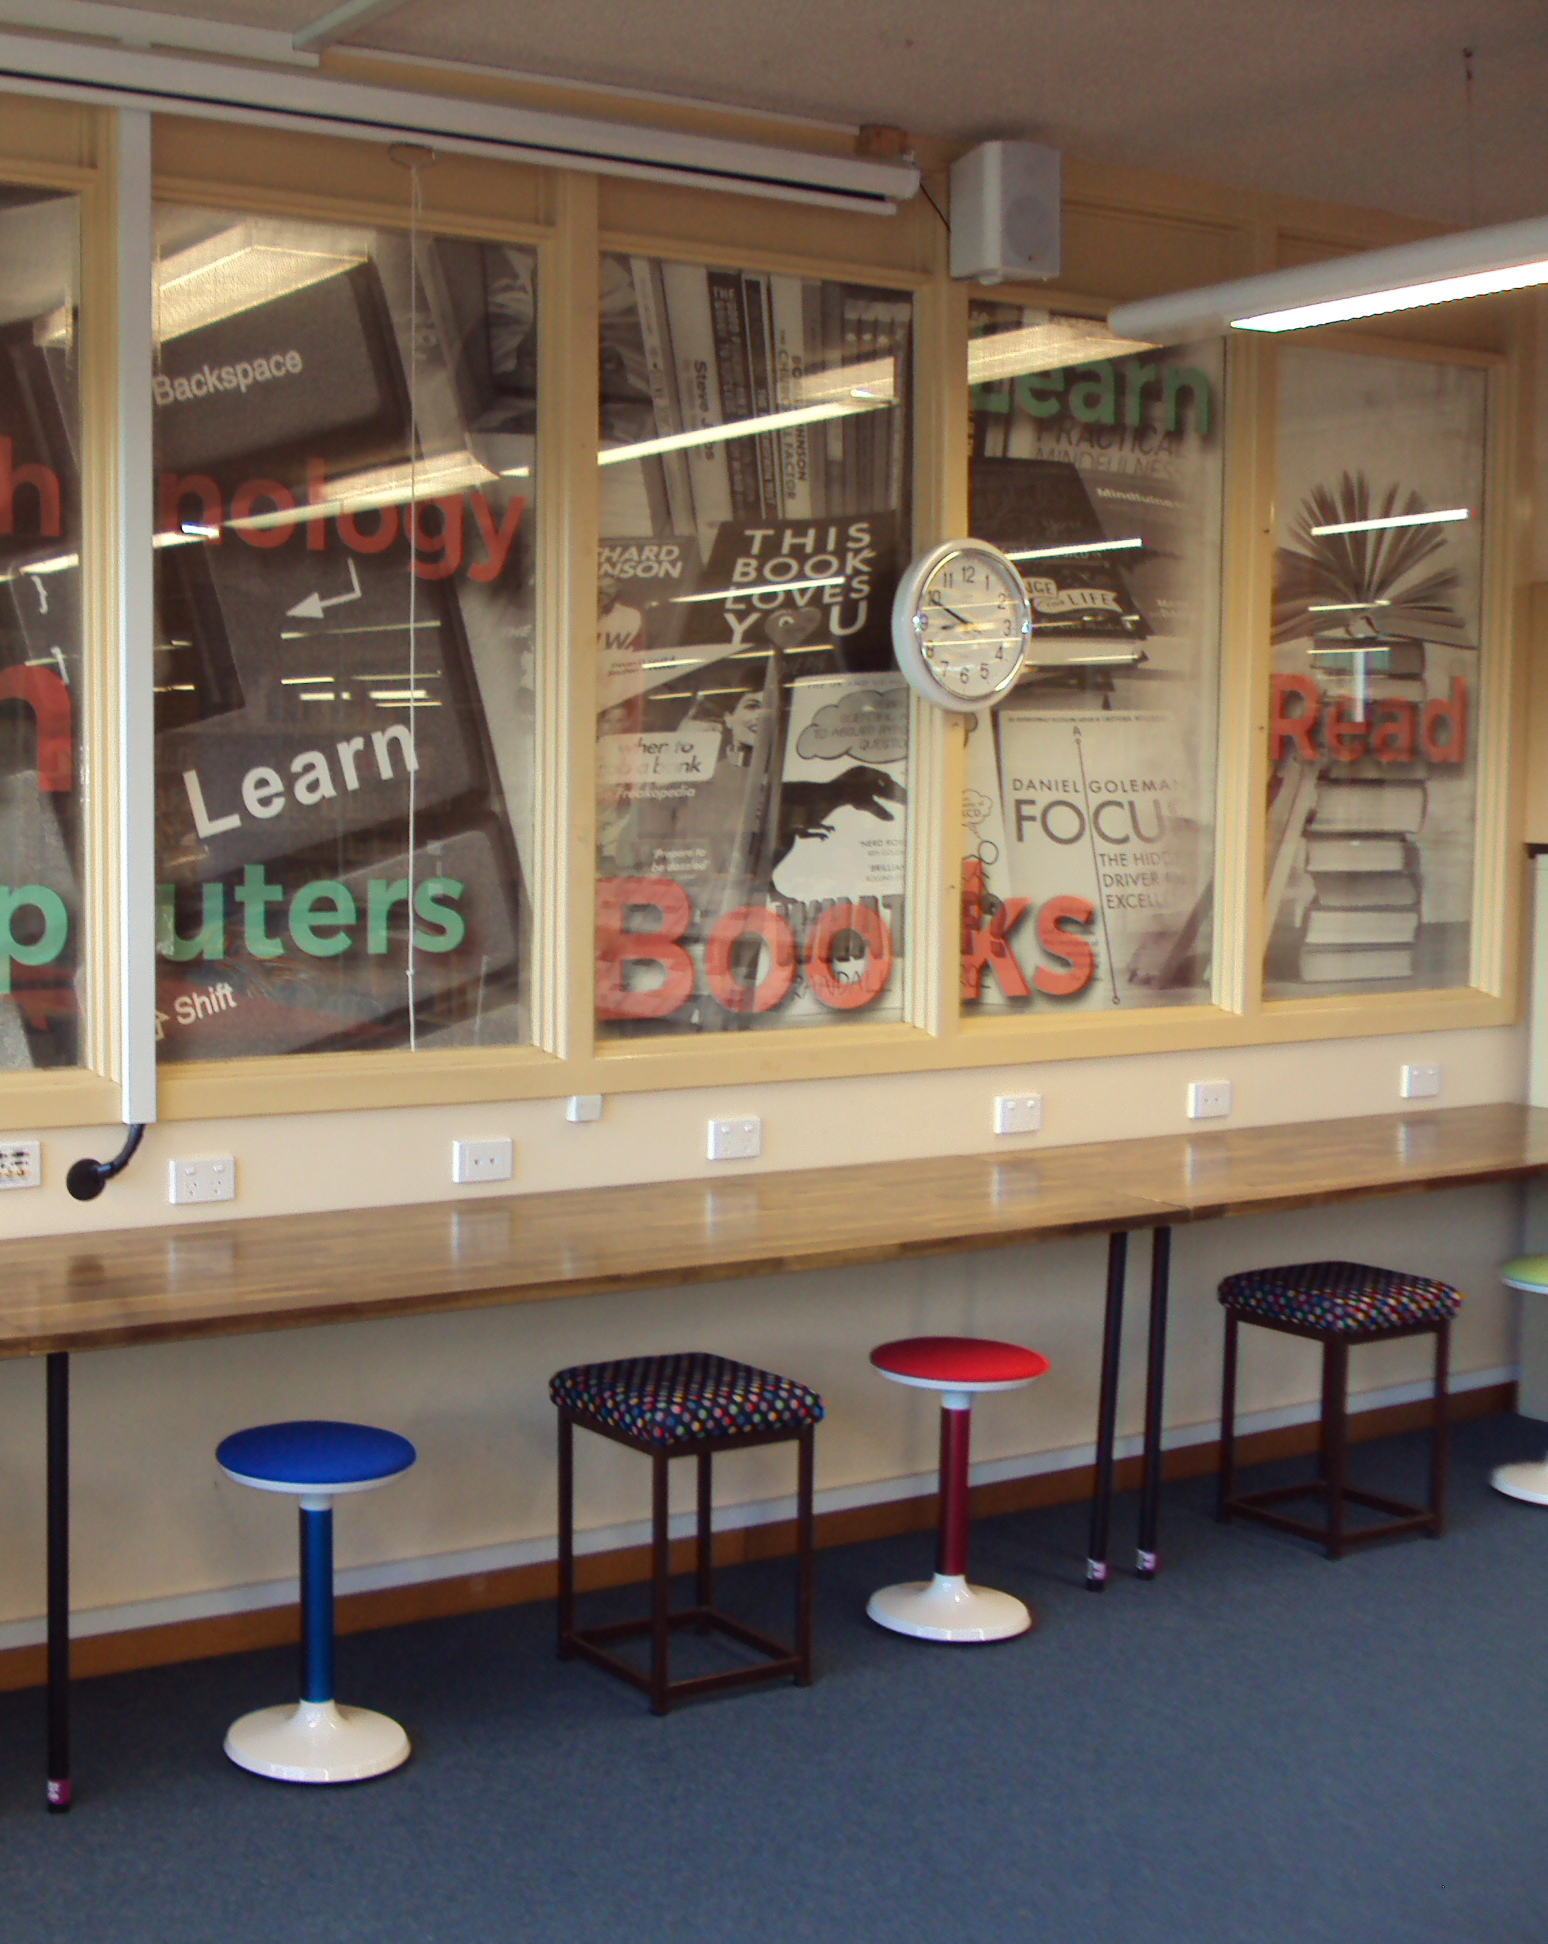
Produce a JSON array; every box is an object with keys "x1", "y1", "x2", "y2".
[{"x1": 891, "y1": 539, "x2": 1033, "y2": 713}]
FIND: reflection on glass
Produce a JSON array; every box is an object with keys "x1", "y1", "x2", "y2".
[
  {"x1": 961, "y1": 303, "x2": 1224, "y2": 1015},
  {"x1": 595, "y1": 254, "x2": 913, "y2": 1036},
  {"x1": 1264, "y1": 347, "x2": 1485, "y2": 998},
  {"x1": 153, "y1": 207, "x2": 536, "y2": 1062},
  {"x1": 0, "y1": 188, "x2": 81, "y2": 1070}
]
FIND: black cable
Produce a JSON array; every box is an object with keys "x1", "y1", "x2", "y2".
[
  {"x1": 66, "y1": 1123, "x2": 146, "y2": 1202},
  {"x1": 921, "y1": 179, "x2": 950, "y2": 233}
]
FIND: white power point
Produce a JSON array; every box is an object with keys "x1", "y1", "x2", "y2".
[
  {"x1": 452, "y1": 1138, "x2": 514, "y2": 1184},
  {"x1": 1401, "y1": 1063, "x2": 1442, "y2": 1100},
  {"x1": 566, "y1": 1095, "x2": 604, "y2": 1123},
  {"x1": 0, "y1": 1140, "x2": 41, "y2": 1189},
  {"x1": 1187, "y1": 1080, "x2": 1233, "y2": 1121},
  {"x1": 169, "y1": 1156, "x2": 236, "y2": 1205},
  {"x1": 994, "y1": 1094, "x2": 1043, "y2": 1135},
  {"x1": 708, "y1": 1117, "x2": 762, "y2": 1162}
]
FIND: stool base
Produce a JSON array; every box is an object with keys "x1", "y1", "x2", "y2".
[
  {"x1": 1492, "y1": 1458, "x2": 1548, "y2": 1506},
  {"x1": 867, "y1": 1572, "x2": 1031, "y2": 1644},
  {"x1": 224, "y1": 1698, "x2": 410, "y2": 1784}
]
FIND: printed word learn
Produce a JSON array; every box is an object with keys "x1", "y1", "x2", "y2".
[{"x1": 182, "y1": 726, "x2": 417, "y2": 839}]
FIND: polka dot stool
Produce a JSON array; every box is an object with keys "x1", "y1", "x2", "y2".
[
  {"x1": 867, "y1": 1336, "x2": 1049, "y2": 1643},
  {"x1": 550, "y1": 1353, "x2": 824, "y2": 1714},
  {"x1": 217, "y1": 1420, "x2": 417, "y2": 1783},
  {"x1": 1217, "y1": 1261, "x2": 1461, "y2": 1559},
  {"x1": 1492, "y1": 1256, "x2": 1548, "y2": 1506}
]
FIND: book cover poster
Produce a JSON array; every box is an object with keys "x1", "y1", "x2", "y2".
[
  {"x1": 967, "y1": 708, "x2": 1211, "y2": 1013},
  {"x1": 1266, "y1": 346, "x2": 1486, "y2": 997}
]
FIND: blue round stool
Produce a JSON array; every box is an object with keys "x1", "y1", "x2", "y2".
[{"x1": 216, "y1": 1420, "x2": 417, "y2": 1784}]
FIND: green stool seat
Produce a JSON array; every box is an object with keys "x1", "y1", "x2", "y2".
[{"x1": 1494, "y1": 1259, "x2": 1548, "y2": 1505}]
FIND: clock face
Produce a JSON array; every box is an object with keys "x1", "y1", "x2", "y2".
[{"x1": 891, "y1": 541, "x2": 1032, "y2": 712}]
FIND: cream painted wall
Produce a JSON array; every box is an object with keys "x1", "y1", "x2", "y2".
[{"x1": 0, "y1": 1021, "x2": 1528, "y2": 1644}]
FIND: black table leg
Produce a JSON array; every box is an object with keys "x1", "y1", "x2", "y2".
[
  {"x1": 1086, "y1": 1231, "x2": 1129, "y2": 1590},
  {"x1": 1137, "y1": 1226, "x2": 1172, "y2": 1580},
  {"x1": 46, "y1": 1350, "x2": 70, "y2": 1812}
]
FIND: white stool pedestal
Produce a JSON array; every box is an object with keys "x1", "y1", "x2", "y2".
[
  {"x1": 225, "y1": 1699, "x2": 410, "y2": 1784},
  {"x1": 1493, "y1": 1262, "x2": 1548, "y2": 1507},
  {"x1": 867, "y1": 1572, "x2": 1030, "y2": 1643}
]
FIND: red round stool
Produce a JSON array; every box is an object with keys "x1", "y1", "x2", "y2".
[{"x1": 867, "y1": 1335, "x2": 1050, "y2": 1643}]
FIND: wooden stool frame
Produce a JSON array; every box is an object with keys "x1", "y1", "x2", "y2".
[
  {"x1": 1218, "y1": 1308, "x2": 1451, "y2": 1560},
  {"x1": 557, "y1": 1406, "x2": 816, "y2": 1715}
]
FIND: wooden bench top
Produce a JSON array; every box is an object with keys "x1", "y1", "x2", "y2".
[{"x1": 0, "y1": 1101, "x2": 1541, "y2": 1359}]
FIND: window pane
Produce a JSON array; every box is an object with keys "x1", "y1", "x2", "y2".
[
  {"x1": 0, "y1": 189, "x2": 81, "y2": 1069},
  {"x1": 596, "y1": 255, "x2": 912, "y2": 1036},
  {"x1": 962, "y1": 307, "x2": 1223, "y2": 1014},
  {"x1": 153, "y1": 207, "x2": 535, "y2": 1060},
  {"x1": 1264, "y1": 347, "x2": 1486, "y2": 998}
]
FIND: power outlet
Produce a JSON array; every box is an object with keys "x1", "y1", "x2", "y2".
[
  {"x1": 1187, "y1": 1080, "x2": 1233, "y2": 1121},
  {"x1": 566, "y1": 1095, "x2": 604, "y2": 1123},
  {"x1": 708, "y1": 1117, "x2": 762, "y2": 1162},
  {"x1": 452, "y1": 1138, "x2": 514, "y2": 1184},
  {"x1": 1401, "y1": 1063, "x2": 1442, "y2": 1100},
  {"x1": 0, "y1": 1140, "x2": 40, "y2": 1189},
  {"x1": 169, "y1": 1156, "x2": 236, "y2": 1205},
  {"x1": 994, "y1": 1094, "x2": 1043, "y2": 1135}
]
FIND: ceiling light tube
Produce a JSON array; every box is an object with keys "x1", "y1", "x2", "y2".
[
  {"x1": 599, "y1": 395, "x2": 888, "y2": 467},
  {"x1": 671, "y1": 575, "x2": 844, "y2": 604},
  {"x1": 1005, "y1": 537, "x2": 1145, "y2": 562},
  {"x1": 1108, "y1": 213, "x2": 1548, "y2": 341},
  {"x1": 1309, "y1": 508, "x2": 1469, "y2": 536}
]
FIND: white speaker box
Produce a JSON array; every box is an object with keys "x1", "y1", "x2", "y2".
[{"x1": 949, "y1": 141, "x2": 1062, "y2": 285}]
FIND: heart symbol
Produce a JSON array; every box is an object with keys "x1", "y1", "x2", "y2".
[{"x1": 765, "y1": 608, "x2": 824, "y2": 648}]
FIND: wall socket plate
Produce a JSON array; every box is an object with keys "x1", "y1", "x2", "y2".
[
  {"x1": 708, "y1": 1117, "x2": 762, "y2": 1162},
  {"x1": 0, "y1": 1140, "x2": 41, "y2": 1189},
  {"x1": 169, "y1": 1156, "x2": 236, "y2": 1205},
  {"x1": 1187, "y1": 1080, "x2": 1233, "y2": 1121},
  {"x1": 994, "y1": 1094, "x2": 1043, "y2": 1135},
  {"x1": 1401, "y1": 1063, "x2": 1442, "y2": 1099},
  {"x1": 566, "y1": 1095, "x2": 604, "y2": 1123},
  {"x1": 452, "y1": 1138, "x2": 514, "y2": 1184}
]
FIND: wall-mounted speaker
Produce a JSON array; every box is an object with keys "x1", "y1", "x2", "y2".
[{"x1": 949, "y1": 141, "x2": 1062, "y2": 285}]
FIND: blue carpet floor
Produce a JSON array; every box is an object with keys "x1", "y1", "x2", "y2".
[{"x1": 2, "y1": 1414, "x2": 1547, "y2": 1944}]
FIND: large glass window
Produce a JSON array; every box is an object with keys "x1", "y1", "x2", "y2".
[
  {"x1": 1264, "y1": 346, "x2": 1486, "y2": 998},
  {"x1": 0, "y1": 188, "x2": 82, "y2": 1070},
  {"x1": 595, "y1": 254, "x2": 913, "y2": 1036},
  {"x1": 961, "y1": 308, "x2": 1224, "y2": 1015},
  {"x1": 152, "y1": 207, "x2": 536, "y2": 1060}
]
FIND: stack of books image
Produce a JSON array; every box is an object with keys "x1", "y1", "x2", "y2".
[{"x1": 1299, "y1": 770, "x2": 1424, "y2": 983}]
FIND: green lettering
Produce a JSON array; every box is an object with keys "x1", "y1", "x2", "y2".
[
  {"x1": 367, "y1": 877, "x2": 411, "y2": 953},
  {"x1": 971, "y1": 380, "x2": 1011, "y2": 415},
  {"x1": 156, "y1": 882, "x2": 225, "y2": 961},
  {"x1": 0, "y1": 884, "x2": 68, "y2": 993},
  {"x1": 413, "y1": 877, "x2": 466, "y2": 953},
  {"x1": 1122, "y1": 359, "x2": 1159, "y2": 429},
  {"x1": 1014, "y1": 368, "x2": 1063, "y2": 418},
  {"x1": 290, "y1": 880, "x2": 357, "y2": 958},
  {"x1": 1067, "y1": 361, "x2": 1116, "y2": 425},
  {"x1": 234, "y1": 862, "x2": 284, "y2": 960},
  {"x1": 1161, "y1": 365, "x2": 1213, "y2": 435}
]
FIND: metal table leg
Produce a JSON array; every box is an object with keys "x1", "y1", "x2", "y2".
[
  {"x1": 1086, "y1": 1231, "x2": 1129, "y2": 1590},
  {"x1": 46, "y1": 1350, "x2": 70, "y2": 1812},
  {"x1": 1137, "y1": 1226, "x2": 1172, "y2": 1580}
]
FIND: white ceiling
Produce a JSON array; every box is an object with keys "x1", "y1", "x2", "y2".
[{"x1": 47, "y1": 0, "x2": 1548, "y2": 226}]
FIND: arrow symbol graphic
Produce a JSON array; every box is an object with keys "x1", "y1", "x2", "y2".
[{"x1": 286, "y1": 557, "x2": 361, "y2": 621}]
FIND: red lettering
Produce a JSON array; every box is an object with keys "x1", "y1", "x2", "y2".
[
  {"x1": 306, "y1": 457, "x2": 329, "y2": 552},
  {"x1": 0, "y1": 665, "x2": 72, "y2": 790},
  {"x1": 1325, "y1": 699, "x2": 1369, "y2": 762},
  {"x1": 0, "y1": 436, "x2": 61, "y2": 538},
  {"x1": 1270, "y1": 673, "x2": 1321, "y2": 762},
  {"x1": 961, "y1": 859, "x2": 1033, "y2": 1001},
  {"x1": 1420, "y1": 677, "x2": 1469, "y2": 764},
  {"x1": 231, "y1": 479, "x2": 298, "y2": 550},
  {"x1": 468, "y1": 492, "x2": 526, "y2": 584},
  {"x1": 1371, "y1": 699, "x2": 1418, "y2": 762},
  {"x1": 705, "y1": 906, "x2": 798, "y2": 1013},
  {"x1": 1034, "y1": 895, "x2": 1096, "y2": 997},
  {"x1": 338, "y1": 504, "x2": 400, "y2": 553},
  {"x1": 409, "y1": 496, "x2": 465, "y2": 581},
  {"x1": 807, "y1": 902, "x2": 893, "y2": 1010},
  {"x1": 596, "y1": 877, "x2": 695, "y2": 1019}
]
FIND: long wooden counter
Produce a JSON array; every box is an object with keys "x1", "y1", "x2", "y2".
[{"x1": 0, "y1": 1100, "x2": 1542, "y2": 1359}]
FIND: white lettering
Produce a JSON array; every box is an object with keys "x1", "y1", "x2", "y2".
[{"x1": 182, "y1": 768, "x2": 241, "y2": 838}]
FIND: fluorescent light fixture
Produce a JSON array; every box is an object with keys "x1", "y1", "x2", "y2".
[
  {"x1": 156, "y1": 222, "x2": 371, "y2": 340},
  {"x1": 671, "y1": 575, "x2": 843, "y2": 604},
  {"x1": 1109, "y1": 212, "x2": 1548, "y2": 341},
  {"x1": 1309, "y1": 508, "x2": 1468, "y2": 537},
  {"x1": 1307, "y1": 599, "x2": 1392, "y2": 612},
  {"x1": 221, "y1": 450, "x2": 501, "y2": 532},
  {"x1": 1006, "y1": 537, "x2": 1145, "y2": 562},
  {"x1": 968, "y1": 317, "x2": 1156, "y2": 383},
  {"x1": 600, "y1": 394, "x2": 889, "y2": 467},
  {"x1": 292, "y1": 0, "x2": 414, "y2": 54}
]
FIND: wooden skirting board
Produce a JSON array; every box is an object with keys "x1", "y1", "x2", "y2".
[{"x1": 0, "y1": 1382, "x2": 1511, "y2": 1695}]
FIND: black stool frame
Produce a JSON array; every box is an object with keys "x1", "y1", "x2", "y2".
[
  {"x1": 557, "y1": 1406, "x2": 815, "y2": 1715},
  {"x1": 1218, "y1": 1308, "x2": 1451, "y2": 1560}
]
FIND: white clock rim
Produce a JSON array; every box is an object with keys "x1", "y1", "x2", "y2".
[{"x1": 890, "y1": 539, "x2": 1033, "y2": 715}]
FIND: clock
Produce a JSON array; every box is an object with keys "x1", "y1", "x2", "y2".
[{"x1": 891, "y1": 539, "x2": 1033, "y2": 713}]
